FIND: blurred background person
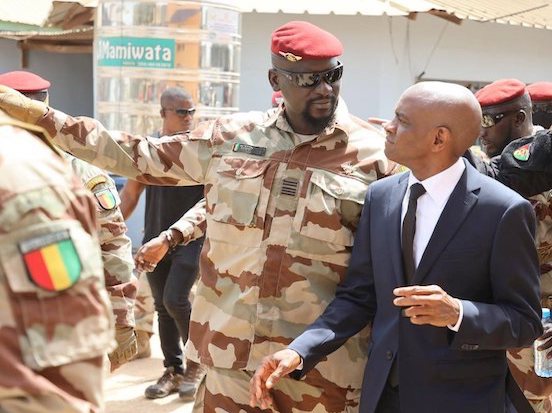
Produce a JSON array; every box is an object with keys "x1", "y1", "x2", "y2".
[
  {"x1": 528, "y1": 82, "x2": 552, "y2": 130},
  {"x1": 120, "y1": 87, "x2": 205, "y2": 400}
]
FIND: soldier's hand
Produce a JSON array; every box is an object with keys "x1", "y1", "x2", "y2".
[
  {"x1": 249, "y1": 349, "x2": 301, "y2": 409},
  {"x1": 134, "y1": 235, "x2": 169, "y2": 272},
  {"x1": 108, "y1": 326, "x2": 138, "y2": 372},
  {"x1": 0, "y1": 85, "x2": 48, "y2": 124}
]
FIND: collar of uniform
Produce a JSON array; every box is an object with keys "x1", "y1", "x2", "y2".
[{"x1": 260, "y1": 96, "x2": 351, "y2": 139}]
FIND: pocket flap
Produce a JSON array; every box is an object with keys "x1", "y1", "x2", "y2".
[
  {"x1": 310, "y1": 170, "x2": 367, "y2": 204},
  {"x1": 217, "y1": 157, "x2": 271, "y2": 180}
]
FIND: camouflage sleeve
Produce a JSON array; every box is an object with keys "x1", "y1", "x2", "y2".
[
  {"x1": 69, "y1": 156, "x2": 137, "y2": 328},
  {"x1": 0, "y1": 124, "x2": 114, "y2": 413},
  {"x1": 37, "y1": 108, "x2": 215, "y2": 185},
  {"x1": 169, "y1": 198, "x2": 207, "y2": 245}
]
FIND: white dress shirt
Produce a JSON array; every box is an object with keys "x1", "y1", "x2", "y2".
[{"x1": 402, "y1": 158, "x2": 465, "y2": 331}]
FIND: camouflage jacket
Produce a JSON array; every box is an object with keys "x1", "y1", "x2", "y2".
[
  {"x1": 63, "y1": 153, "x2": 137, "y2": 328},
  {"x1": 37, "y1": 101, "x2": 394, "y2": 390},
  {"x1": 0, "y1": 114, "x2": 114, "y2": 413},
  {"x1": 169, "y1": 198, "x2": 207, "y2": 245}
]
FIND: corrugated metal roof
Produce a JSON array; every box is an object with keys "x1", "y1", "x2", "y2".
[
  {"x1": 425, "y1": 0, "x2": 552, "y2": 29},
  {"x1": 238, "y1": 0, "x2": 412, "y2": 16},
  {"x1": 239, "y1": 0, "x2": 552, "y2": 30}
]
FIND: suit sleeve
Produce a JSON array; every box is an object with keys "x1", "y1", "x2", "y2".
[
  {"x1": 451, "y1": 198, "x2": 543, "y2": 350},
  {"x1": 289, "y1": 187, "x2": 378, "y2": 376},
  {"x1": 37, "y1": 108, "x2": 215, "y2": 186}
]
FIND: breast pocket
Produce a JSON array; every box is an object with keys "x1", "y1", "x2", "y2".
[
  {"x1": 291, "y1": 169, "x2": 367, "y2": 265},
  {"x1": 208, "y1": 157, "x2": 276, "y2": 247},
  {"x1": 0, "y1": 220, "x2": 114, "y2": 370}
]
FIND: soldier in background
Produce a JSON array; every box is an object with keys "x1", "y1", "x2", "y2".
[
  {"x1": 0, "y1": 108, "x2": 114, "y2": 412},
  {"x1": 0, "y1": 70, "x2": 138, "y2": 371},
  {"x1": 528, "y1": 82, "x2": 552, "y2": 129},
  {"x1": 475, "y1": 78, "x2": 552, "y2": 412},
  {"x1": 120, "y1": 87, "x2": 205, "y2": 400},
  {"x1": 0, "y1": 21, "x2": 395, "y2": 412}
]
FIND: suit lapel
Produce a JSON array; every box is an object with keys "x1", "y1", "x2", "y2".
[
  {"x1": 386, "y1": 174, "x2": 409, "y2": 286},
  {"x1": 413, "y1": 162, "x2": 481, "y2": 284}
]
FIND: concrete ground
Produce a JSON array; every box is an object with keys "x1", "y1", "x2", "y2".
[{"x1": 105, "y1": 331, "x2": 193, "y2": 413}]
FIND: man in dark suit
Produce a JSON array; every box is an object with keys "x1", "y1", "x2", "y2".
[{"x1": 250, "y1": 81, "x2": 543, "y2": 413}]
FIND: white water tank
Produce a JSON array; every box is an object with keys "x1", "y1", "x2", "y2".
[{"x1": 94, "y1": 0, "x2": 241, "y2": 135}]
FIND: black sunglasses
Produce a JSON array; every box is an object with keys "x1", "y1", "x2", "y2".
[
  {"x1": 481, "y1": 109, "x2": 522, "y2": 128},
  {"x1": 273, "y1": 62, "x2": 343, "y2": 88},
  {"x1": 163, "y1": 107, "x2": 196, "y2": 117}
]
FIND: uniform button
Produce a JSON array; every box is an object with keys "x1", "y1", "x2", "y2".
[{"x1": 386, "y1": 350, "x2": 393, "y2": 360}]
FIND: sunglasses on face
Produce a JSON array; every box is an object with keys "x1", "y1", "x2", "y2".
[
  {"x1": 273, "y1": 62, "x2": 344, "y2": 88},
  {"x1": 481, "y1": 109, "x2": 522, "y2": 128},
  {"x1": 163, "y1": 107, "x2": 196, "y2": 117}
]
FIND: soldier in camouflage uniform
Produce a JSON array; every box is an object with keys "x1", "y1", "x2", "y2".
[
  {"x1": 0, "y1": 70, "x2": 138, "y2": 371},
  {"x1": 0, "y1": 108, "x2": 114, "y2": 413},
  {"x1": 474, "y1": 79, "x2": 552, "y2": 412},
  {"x1": 0, "y1": 21, "x2": 395, "y2": 412}
]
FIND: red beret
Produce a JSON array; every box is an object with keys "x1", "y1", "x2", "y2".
[
  {"x1": 475, "y1": 79, "x2": 527, "y2": 107},
  {"x1": 527, "y1": 82, "x2": 552, "y2": 102},
  {"x1": 271, "y1": 21, "x2": 343, "y2": 62},
  {"x1": 271, "y1": 91, "x2": 283, "y2": 106},
  {"x1": 0, "y1": 70, "x2": 50, "y2": 92}
]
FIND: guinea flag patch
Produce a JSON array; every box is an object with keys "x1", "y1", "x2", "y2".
[
  {"x1": 19, "y1": 230, "x2": 82, "y2": 292},
  {"x1": 513, "y1": 143, "x2": 531, "y2": 161},
  {"x1": 94, "y1": 187, "x2": 119, "y2": 210}
]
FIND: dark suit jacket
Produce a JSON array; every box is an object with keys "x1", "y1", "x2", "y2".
[{"x1": 290, "y1": 160, "x2": 543, "y2": 413}]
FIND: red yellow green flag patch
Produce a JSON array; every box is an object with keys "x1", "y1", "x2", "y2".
[
  {"x1": 94, "y1": 187, "x2": 118, "y2": 210},
  {"x1": 513, "y1": 143, "x2": 531, "y2": 161},
  {"x1": 19, "y1": 230, "x2": 82, "y2": 292}
]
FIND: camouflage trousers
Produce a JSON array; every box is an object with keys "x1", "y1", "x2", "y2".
[
  {"x1": 133, "y1": 272, "x2": 155, "y2": 334},
  {"x1": 508, "y1": 347, "x2": 552, "y2": 412},
  {"x1": 192, "y1": 366, "x2": 361, "y2": 413}
]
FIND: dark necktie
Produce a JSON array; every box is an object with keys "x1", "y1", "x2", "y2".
[
  {"x1": 388, "y1": 183, "x2": 427, "y2": 389},
  {"x1": 402, "y1": 183, "x2": 426, "y2": 284}
]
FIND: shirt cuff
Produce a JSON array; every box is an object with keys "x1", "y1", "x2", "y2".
[
  {"x1": 296, "y1": 358, "x2": 304, "y2": 370},
  {"x1": 447, "y1": 298, "x2": 463, "y2": 332}
]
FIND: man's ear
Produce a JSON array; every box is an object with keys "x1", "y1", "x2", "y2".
[
  {"x1": 268, "y1": 69, "x2": 280, "y2": 91},
  {"x1": 160, "y1": 108, "x2": 165, "y2": 119},
  {"x1": 432, "y1": 126, "x2": 451, "y2": 152},
  {"x1": 514, "y1": 109, "x2": 527, "y2": 126}
]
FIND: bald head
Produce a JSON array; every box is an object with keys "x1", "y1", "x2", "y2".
[
  {"x1": 384, "y1": 81, "x2": 482, "y2": 180},
  {"x1": 403, "y1": 82, "x2": 482, "y2": 155}
]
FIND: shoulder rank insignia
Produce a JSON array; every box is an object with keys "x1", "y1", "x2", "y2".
[
  {"x1": 85, "y1": 175, "x2": 108, "y2": 190},
  {"x1": 513, "y1": 143, "x2": 531, "y2": 161},
  {"x1": 279, "y1": 51, "x2": 302, "y2": 62},
  {"x1": 94, "y1": 187, "x2": 120, "y2": 210},
  {"x1": 19, "y1": 230, "x2": 82, "y2": 292}
]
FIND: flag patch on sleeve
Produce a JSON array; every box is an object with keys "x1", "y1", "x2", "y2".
[
  {"x1": 19, "y1": 230, "x2": 82, "y2": 292},
  {"x1": 513, "y1": 143, "x2": 531, "y2": 161}
]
